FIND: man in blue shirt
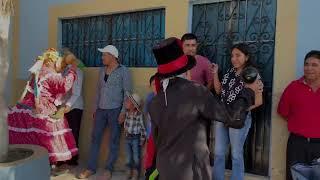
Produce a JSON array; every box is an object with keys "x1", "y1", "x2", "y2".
[{"x1": 78, "y1": 45, "x2": 132, "y2": 179}]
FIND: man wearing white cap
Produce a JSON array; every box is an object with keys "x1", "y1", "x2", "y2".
[{"x1": 78, "y1": 45, "x2": 132, "y2": 179}]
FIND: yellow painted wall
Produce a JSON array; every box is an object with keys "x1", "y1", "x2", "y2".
[
  {"x1": 271, "y1": 0, "x2": 298, "y2": 179},
  {"x1": 8, "y1": 0, "x2": 298, "y2": 178},
  {"x1": 48, "y1": 0, "x2": 190, "y2": 171},
  {"x1": 10, "y1": 0, "x2": 20, "y2": 106}
]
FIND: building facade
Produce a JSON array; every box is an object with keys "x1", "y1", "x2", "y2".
[{"x1": 7, "y1": 0, "x2": 320, "y2": 179}]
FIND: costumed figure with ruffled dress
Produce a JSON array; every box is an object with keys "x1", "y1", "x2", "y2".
[{"x1": 7, "y1": 48, "x2": 78, "y2": 165}]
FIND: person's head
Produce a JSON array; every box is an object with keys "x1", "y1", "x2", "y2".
[
  {"x1": 304, "y1": 50, "x2": 320, "y2": 82},
  {"x1": 231, "y1": 43, "x2": 252, "y2": 71},
  {"x1": 152, "y1": 37, "x2": 196, "y2": 78},
  {"x1": 98, "y1": 45, "x2": 119, "y2": 66},
  {"x1": 125, "y1": 93, "x2": 142, "y2": 112},
  {"x1": 62, "y1": 49, "x2": 78, "y2": 65},
  {"x1": 149, "y1": 74, "x2": 157, "y2": 94},
  {"x1": 55, "y1": 49, "x2": 74, "y2": 73},
  {"x1": 181, "y1": 33, "x2": 198, "y2": 56},
  {"x1": 125, "y1": 97, "x2": 136, "y2": 111}
]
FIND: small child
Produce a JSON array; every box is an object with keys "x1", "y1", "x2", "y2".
[
  {"x1": 124, "y1": 92, "x2": 146, "y2": 180},
  {"x1": 144, "y1": 74, "x2": 159, "y2": 180},
  {"x1": 144, "y1": 74, "x2": 157, "y2": 138}
]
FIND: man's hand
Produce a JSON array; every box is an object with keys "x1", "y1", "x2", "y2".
[
  {"x1": 210, "y1": 63, "x2": 219, "y2": 75},
  {"x1": 118, "y1": 112, "x2": 126, "y2": 124},
  {"x1": 245, "y1": 79, "x2": 264, "y2": 94},
  {"x1": 64, "y1": 105, "x2": 71, "y2": 113},
  {"x1": 50, "y1": 107, "x2": 66, "y2": 119},
  {"x1": 256, "y1": 79, "x2": 264, "y2": 93}
]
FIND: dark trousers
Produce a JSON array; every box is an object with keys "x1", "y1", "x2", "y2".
[
  {"x1": 287, "y1": 133, "x2": 320, "y2": 180},
  {"x1": 65, "y1": 108, "x2": 83, "y2": 165},
  {"x1": 145, "y1": 158, "x2": 159, "y2": 180}
]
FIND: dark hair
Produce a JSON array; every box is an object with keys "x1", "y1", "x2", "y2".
[
  {"x1": 231, "y1": 43, "x2": 254, "y2": 68},
  {"x1": 149, "y1": 74, "x2": 156, "y2": 86},
  {"x1": 304, "y1": 50, "x2": 320, "y2": 62},
  {"x1": 181, "y1": 33, "x2": 198, "y2": 42}
]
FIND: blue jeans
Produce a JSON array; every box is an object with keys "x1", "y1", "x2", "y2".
[
  {"x1": 291, "y1": 160, "x2": 320, "y2": 180},
  {"x1": 125, "y1": 135, "x2": 141, "y2": 170},
  {"x1": 291, "y1": 163, "x2": 313, "y2": 180},
  {"x1": 87, "y1": 108, "x2": 121, "y2": 172},
  {"x1": 213, "y1": 113, "x2": 252, "y2": 180}
]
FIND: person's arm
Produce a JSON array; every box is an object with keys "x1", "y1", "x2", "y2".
[
  {"x1": 122, "y1": 67, "x2": 132, "y2": 112},
  {"x1": 93, "y1": 68, "x2": 103, "y2": 112},
  {"x1": 199, "y1": 87, "x2": 254, "y2": 125},
  {"x1": 249, "y1": 92, "x2": 263, "y2": 110},
  {"x1": 199, "y1": 88, "x2": 228, "y2": 123},
  {"x1": 246, "y1": 79, "x2": 264, "y2": 110},
  {"x1": 277, "y1": 82, "x2": 293, "y2": 119},
  {"x1": 118, "y1": 67, "x2": 133, "y2": 124},
  {"x1": 139, "y1": 114, "x2": 147, "y2": 145},
  {"x1": 55, "y1": 66, "x2": 77, "y2": 93},
  {"x1": 203, "y1": 59, "x2": 214, "y2": 90},
  {"x1": 211, "y1": 63, "x2": 222, "y2": 94},
  {"x1": 65, "y1": 69, "x2": 83, "y2": 112}
]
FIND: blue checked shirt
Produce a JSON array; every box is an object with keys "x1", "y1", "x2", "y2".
[
  {"x1": 94, "y1": 65, "x2": 132, "y2": 112},
  {"x1": 124, "y1": 111, "x2": 146, "y2": 142}
]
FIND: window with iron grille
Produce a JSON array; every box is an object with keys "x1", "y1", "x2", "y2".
[
  {"x1": 61, "y1": 9, "x2": 165, "y2": 67},
  {"x1": 192, "y1": 0, "x2": 276, "y2": 176}
]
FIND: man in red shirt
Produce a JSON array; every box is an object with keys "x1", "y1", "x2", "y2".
[
  {"x1": 278, "y1": 50, "x2": 320, "y2": 180},
  {"x1": 181, "y1": 33, "x2": 214, "y2": 90},
  {"x1": 181, "y1": 33, "x2": 216, "y2": 165}
]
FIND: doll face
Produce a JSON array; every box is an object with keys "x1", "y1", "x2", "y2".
[{"x1": 43, "y1": 59, "x2": 55, "y2": 69}]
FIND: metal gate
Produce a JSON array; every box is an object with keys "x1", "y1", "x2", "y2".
[{"x1": 192, "y1": 0, "x2": 276, "y2": 175}]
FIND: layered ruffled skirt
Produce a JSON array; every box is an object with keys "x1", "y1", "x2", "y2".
[{"x1": 8, "y1": 105, "x2": 78, "y2": 163}]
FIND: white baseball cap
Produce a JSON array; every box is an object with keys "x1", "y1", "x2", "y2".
[{"x1": 98, "y1": 45, "x2": 119, "y2": 58}]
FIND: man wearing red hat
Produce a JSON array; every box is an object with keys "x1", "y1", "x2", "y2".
[{"x1": 148, "y1": 37, "x2": 259, "y2": 180}]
